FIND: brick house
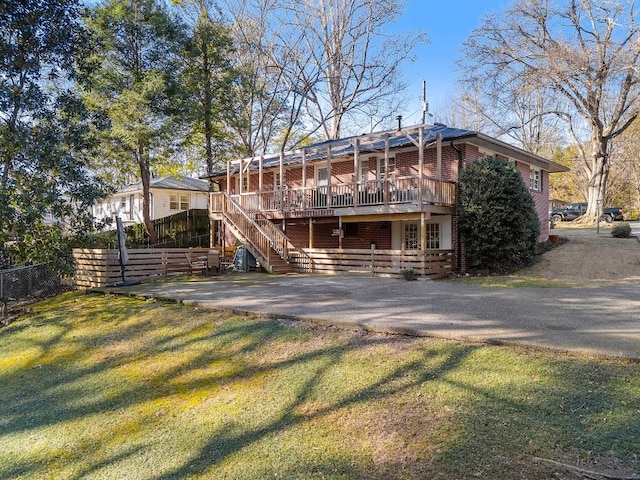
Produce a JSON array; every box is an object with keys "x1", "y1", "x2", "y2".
[{"x1": 208, "y1": 124, "x2": 567, "y2": 276}]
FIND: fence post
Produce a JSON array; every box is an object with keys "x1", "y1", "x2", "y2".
[{"x1": 371, "y1": 244, "x2": 376, "y2": 276}]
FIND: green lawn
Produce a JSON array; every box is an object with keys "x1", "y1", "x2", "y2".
[{"x1": 1, "y1": 292, "x2": 638, "y2": 479}]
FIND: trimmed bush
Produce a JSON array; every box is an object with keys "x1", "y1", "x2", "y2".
[
  {"x1": 611, "y1": 223, "x2": 632, "y2": 238},
  {"x1": 459, "y1": 158, "x2": 540, "y2": 273}
]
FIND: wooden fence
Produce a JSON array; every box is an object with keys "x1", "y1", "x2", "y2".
[
  {"x1": 73, "y1": 248, "x2": 213, "y2": 288},
  {"x1": 292, "y1": 248, "x2": 453, "y2": 278}
]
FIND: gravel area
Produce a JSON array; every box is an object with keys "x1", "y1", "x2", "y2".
[{"x1": 527, "y1": 226, "x2": 640, "y2": 283}]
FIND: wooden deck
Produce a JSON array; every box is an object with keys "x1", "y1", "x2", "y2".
[{"x1": 211, "y1": 175, "x2": 456, "y2": 217}]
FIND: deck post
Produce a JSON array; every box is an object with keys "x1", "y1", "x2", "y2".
[
  {"x1": 418, "y1": 126, "x2": 424, "y2": 208},
  {"x1": 309, "y1": 219, "x2": 314, "y2": 248},
  {"x1": 226, "y1": 160, "x2": 231, "y2": 194},
  {"x1": 384, "y1": 134, "x2": 390, "y2": 204},
  {"x1": 302, "y1": 149, "x2": 307, "y2": 209},
  {"x1": 326, "y1": 145, "x2": 332, "y2": 207},
  {"x1": 279, "y1": 152, "x2": 285, "y2": 209},
  {"x1": 259, "y1": 155, "x2": 263, "y2": 210},
  {"x1": 420, "y1": 211, "x2": 426, "y2": 254},
  {"x1": 353, "y1": 139, "x2": 360, "y2": 207},
  {"x1": 338, "y1": 217, "x2": 343, "y2": 249}
]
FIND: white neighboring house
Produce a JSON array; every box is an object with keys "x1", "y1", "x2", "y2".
[{"x1": 93, "y1": 176, "x2": 209, "y2": 228}]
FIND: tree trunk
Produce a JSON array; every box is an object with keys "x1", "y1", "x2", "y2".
[
  {"x1": 138, "y1": 142, "x2": 157, "y2": 244},
  {"x1": 583, "y1": 136, "x2": 610, "y2": 220}
]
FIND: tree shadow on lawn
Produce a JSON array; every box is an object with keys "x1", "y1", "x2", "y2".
[{"x1": 0, "y1": 292, "x2": 638, "y2": 479}]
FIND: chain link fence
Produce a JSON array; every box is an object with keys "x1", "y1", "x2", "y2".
[{"x1": 1, "y1": 264, "x2": 63, "y2": 323}]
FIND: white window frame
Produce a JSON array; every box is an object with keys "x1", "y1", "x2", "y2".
[
  {"x1": 425, "y1": 223, "x2": 440, "y2": 249},
  {"x1": 273, "y1": 171, "x2": 282, "y2": 191},
  {"x1": 403, "y1": 222, "x2": 420, "y2": 250},
  {"x1": 530, "y1": 166, "x2": 541, "y2": 191},
  {"x1": 377, "y1": 157, "x2": 396, "y2": 181},
  {"x1": 170, "y1": 194, "x2": 189, "y2": 211},
  {"x1": 315, "y1": 166, "x2": 328, "y2": 187}
]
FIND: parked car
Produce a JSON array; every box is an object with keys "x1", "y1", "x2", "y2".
[{"x1": 550, "y1": 202, "x2": 624, "y2": 223}]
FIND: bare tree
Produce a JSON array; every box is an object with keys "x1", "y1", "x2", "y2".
[
  {"x1": 460, "y1": 0, "x2": 640, "y2": 220},
  {"x1": 281, "y1": 0, "x2": 427, "y2": 139},
  {"x1": 219, "y1": 0, "x2": 317, "y2": 156}
]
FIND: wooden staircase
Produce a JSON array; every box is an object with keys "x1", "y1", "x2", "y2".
[{"x1": 217, "y1": 194, "x2": 311, "y2": 274}]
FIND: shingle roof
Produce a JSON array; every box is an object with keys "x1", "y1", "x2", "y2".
[{"x1": 117, "y1": 176, "x2": 209, "y2": 194}]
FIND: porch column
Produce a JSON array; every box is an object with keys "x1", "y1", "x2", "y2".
[
  {"x1": 418, "y1": 126, "x2": 424, "y2": 209},
  {"x1": 326, "y1": 145, "x2": 332, "y2": 207},
  {"x1": 384, "y1": 134, "x2": 390, "y2": 204},
  {"x1": 226, "y1": 160, "x2": 231, "y2": 193},
  {"x1": 259, "y1": 155, "x2": 263, "y2": 210},
  {"x1": 353, "y1": 139, "x2": 360, "y2": 207},
  {"x1": 239, "y1": 158, "x2": 244, "y2": 195},
  {"x1": 338, "y1": 217, "x2": 343, "y2": 249},
  {"x1": 420, "y1": 212, "x2": 426, "y2": 252},
  {"x1": 308, "y1": 219, "x2": 314, "y2": 248},
  {"x1": 279, "y1": 152, "x2": 285, "y2": 208},
  {"x1": 302, "y1": 149, "x2": 307, "y2": 209}
]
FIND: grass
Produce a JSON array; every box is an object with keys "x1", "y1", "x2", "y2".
[{"x1": 1, "y1": 292, "x2": 638, "y2": 479}]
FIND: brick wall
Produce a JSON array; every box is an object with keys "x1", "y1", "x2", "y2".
[{"x1": 515, "y1": 161, "x2": 549, "y2": 241}]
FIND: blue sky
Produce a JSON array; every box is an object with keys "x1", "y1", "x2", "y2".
[{"x1": 395, "y1": 0, "x2": 510, "y2": 124}]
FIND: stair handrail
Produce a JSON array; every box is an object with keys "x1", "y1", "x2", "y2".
[
  {"x1": 222, "y1": 194, "x2": 313, "y2": 272},
  {"x1": 221, "y1": 194, "x2": 274, "y2": 265}
]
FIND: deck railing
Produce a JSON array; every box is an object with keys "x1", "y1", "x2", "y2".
[{"x1": 215, "y1": 176, "x2": 455, "y2": 214}]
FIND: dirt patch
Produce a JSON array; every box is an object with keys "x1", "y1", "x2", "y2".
[{"x1": 525, "y1": 227, "x2": 640, "y2": 284}]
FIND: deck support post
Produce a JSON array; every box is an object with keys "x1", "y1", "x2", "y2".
[
  {"x1": 353, "y1": 139, "x2": 360, "y2": 207},
  {"x1": 383, "y1": 134, "x2": 390, "y2": 204},
  {"x1": 420, "y1": 211, "x2": 426, "y2": 252},
  {"x1": 302, "y1": 149, "x2": 307, "y2": 209},
  {"x1": 338, "y1": 217, "x2": 343, "y2": 249},
  {"x1": 259, "y1": 155, "x2": 263, "y2": 210},
  {"x1": 418, "y1": 126, "x2": 424, "y2": 209},
  {"x1": 326, "y1": 145, "x2": 332, "y2": 207},
  {"x1": 226, "y1": 160, "x2": 231, "y2": 194},
  {"x1": 279, "y1": 152, "x2": 285, "y2": 208},
  {"x1": 309, "y1": 219, "x2": 314, "y2": 248}
]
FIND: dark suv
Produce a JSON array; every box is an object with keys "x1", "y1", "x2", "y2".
[
  {"x1": 550, "y1": 202, "x2": 624, "y2": 223},
  {"x1": 550, "y1": 202, "x2": 587, "y2": 222}
]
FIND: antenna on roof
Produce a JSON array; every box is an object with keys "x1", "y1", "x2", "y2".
[{"x1": 421, "y1": 79, "x2": 430, "y2": 124}]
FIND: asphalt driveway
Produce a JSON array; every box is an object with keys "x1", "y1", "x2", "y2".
[{"x1": 104, "y1": 273, "x2": 640, "y2": 360}]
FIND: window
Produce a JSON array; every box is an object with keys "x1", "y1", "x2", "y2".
[
  {"x1": 273, "y1": 171, "x2": 281, "y2": 191},
  {"x1": 378, "y1": 157, "x2": 396, "y2": 180},
  {"x1": 530, "y1": 167, "x2": 541, "y2": 191},
  {"x1": 344, "y1": 223, "x2": 358, "y2": 237},
  {"x1": 170, "y1": 194, "x2": 189, "y2": 210},
  {"x1": 404, "y1": 223, "x2": 419, "y2": 250},
  {"x1": 403, "y1": 222, "x2": 440, "y2": 250},
  {"x1": 360, "y1": 160, "x2": 370, "y2": 184},
  {"x1": 316, "y1": 166, "x2": 328, "y2": 187},
  {"x1": 425, "y1": 223, "x2": 440, "y2": 249}
]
